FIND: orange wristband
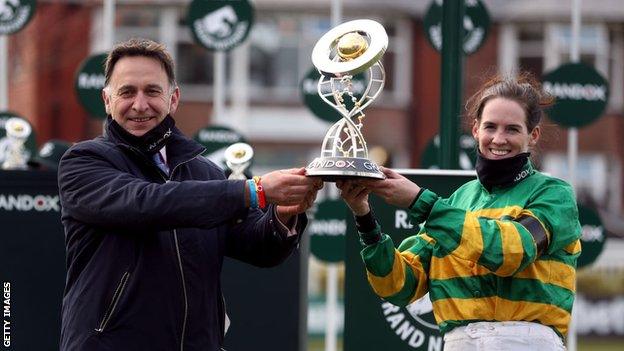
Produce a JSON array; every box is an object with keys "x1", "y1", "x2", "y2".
[{"x1": 253, "y1": 176, "x2": 266, "y2": 209}]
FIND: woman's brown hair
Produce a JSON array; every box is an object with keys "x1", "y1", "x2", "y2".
[{"x1": 466, "y1": 72, "x2": 554, "y2": 131}]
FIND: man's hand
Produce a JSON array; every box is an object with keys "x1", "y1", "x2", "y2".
[
  {"x1": 276, "y1": 189, "x2": 319, "y2": 223},
  {"x1": 261, "y1": 167, "x2": 323, "y2": 222}
]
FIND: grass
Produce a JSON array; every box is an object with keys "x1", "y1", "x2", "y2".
[{"x1": 579, "y1": 338, "x2": 624, "y2": 351}]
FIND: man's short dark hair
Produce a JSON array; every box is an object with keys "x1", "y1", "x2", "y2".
[{"x1": 104, "y1": 38, "x2": 176, "y2": 88}]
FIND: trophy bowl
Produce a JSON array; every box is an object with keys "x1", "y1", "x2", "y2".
[
  {"x1": 224, "y1": 142, "x2": 253, "y2": 180},
  {"x1": 305, "y1": 19, "x2": 388, "y2": 181},
  {"x1": 2, "y1": 117, "x2": 32, "y2": 170}
]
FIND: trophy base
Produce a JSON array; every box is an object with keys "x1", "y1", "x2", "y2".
[{"x1": 305, "y1": 157, "x2": 385, "y2": 182}]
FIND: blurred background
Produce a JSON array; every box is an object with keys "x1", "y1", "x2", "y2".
[{"x1": 1, "y1": 0, "x2": 623, "y2": 350}]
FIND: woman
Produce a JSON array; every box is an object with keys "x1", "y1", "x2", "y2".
[{"x1": 338, "y1": 73, "x2": 581, "y2": 350}]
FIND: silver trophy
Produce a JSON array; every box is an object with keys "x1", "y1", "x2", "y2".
[
  {"x1": 224, "y1": 142, "x2": 253, "y2": 180},
  {"x1": 2, "y1": 118, "x2": 32, "y2": 170},
  {"x1": 305, "y1": 19, "x2": 388, "y2": 181}
]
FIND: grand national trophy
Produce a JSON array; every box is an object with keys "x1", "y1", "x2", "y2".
[
  {"x1": 2, "y1": 117, "x2": 32, "y2": 170},
  {"x1": 224, "y1": 142, "x2": 253, "y2": 180},
  {"x1": 305, "y1": 19, "x2": 388, "y2": 181}
]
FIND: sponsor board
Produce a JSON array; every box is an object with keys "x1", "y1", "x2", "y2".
[
  {"x1": 188, "y1": 0, "x2": 253, "y2": 51},
  {"x1": 542, "y1": 62, "x2": 609, "y2": 127},
  {"x1": 423, "y1": 0, "x2": 490, "y2": 55},
  {"x1": 0, "y1": 0, "x2": 36, "y2": 35}
]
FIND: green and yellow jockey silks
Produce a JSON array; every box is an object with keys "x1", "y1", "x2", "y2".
[{"x1": 359, "y1": 161, "x2": 581, "y2": 338}]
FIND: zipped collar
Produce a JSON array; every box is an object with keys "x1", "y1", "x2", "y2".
[
  {"x1": 481, "y1": 160, "x2": 535, "y2": 193},
  {"x1": 103, "y1": 117, "x2": 206, "y2": 171}
]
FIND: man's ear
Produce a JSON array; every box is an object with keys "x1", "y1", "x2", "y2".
[
  {"x1": 168, "y1": 86, "x2": 180, "y2": 115},
  {"x1": 102, "y1": 88, "x2": 111, "y2": 115}
]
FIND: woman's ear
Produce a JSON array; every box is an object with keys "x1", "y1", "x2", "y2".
[
  {"x1": 471, "y1": 119, "x2": 479, "y2": 140},
  {"x1": 529, "y1": 126, "x2": 541, "y2": 147}
]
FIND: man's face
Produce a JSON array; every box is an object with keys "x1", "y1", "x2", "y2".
[{"x1": 103, "y1": 56, "x2": 179, "y2": 137}]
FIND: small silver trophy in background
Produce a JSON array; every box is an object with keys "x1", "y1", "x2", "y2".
[
  {"x1": 224, "y1": 142, "x2": 253, "y2": 180},
  {"x1": 2, "y1": 118, "x2": 32, "y2": 170},
  {"x1": 305, "y1": 19, "x2": 388, "y2": 181}
]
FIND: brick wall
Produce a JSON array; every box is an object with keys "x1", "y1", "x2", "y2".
[{"x1": 9, "y1": 2, "x2": 92, "y2": 146}]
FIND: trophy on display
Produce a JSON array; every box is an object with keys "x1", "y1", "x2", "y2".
[
  {"x1": 305, "y1": 19, "x2": 388, "y2": 181},
  {"x1": 2, "y1": 118, "x2": 32, "y2": 170},
  {"x1": 224, "y1": 142, "x2": 253, "y2": 180}
]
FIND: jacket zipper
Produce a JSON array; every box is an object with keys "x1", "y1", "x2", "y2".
[
  {"x1": 173, "y1": 229, "x2": 188, "y2": 351},
  {"x1": 159, "y1": 151, "x2": 204, "y2": 351},
  {"x1": 95, "y1": 271, "x2": 130, "y2": 333}
]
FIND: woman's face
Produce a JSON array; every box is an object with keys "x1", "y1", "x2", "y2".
[{"x1": 472, "y1": 97, "x2": 540, "y2": 160}]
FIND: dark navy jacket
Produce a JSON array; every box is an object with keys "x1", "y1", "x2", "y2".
[{"x1": 58, "y1": 124, "x2": 304, "y2": 351}]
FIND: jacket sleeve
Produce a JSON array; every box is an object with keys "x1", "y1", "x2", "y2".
[
  {"x1": 360, "y1": 223, "x2": 433, "y2": 307},
  {"x1": 58, "y1": 141, "x2": 249, "y2": 231},
  {"x1": 409, "y1": 183, "x2": 581, "y2": 277},
  {"x1": 225, "y1": 205, "x2": 306, "y2": 267}
]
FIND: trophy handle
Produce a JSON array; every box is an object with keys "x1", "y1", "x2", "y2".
[{"x1": 317, "y1": 62, "x2": 386, "y2": 121}]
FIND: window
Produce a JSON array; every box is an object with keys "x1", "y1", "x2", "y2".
[{"x1": 501, "y1": 22, "x2": 621, "y2": 111}]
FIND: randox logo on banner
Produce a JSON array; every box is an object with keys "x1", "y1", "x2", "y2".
[
  {"x1": 0, "y1": 0, "x2": 36, "y2": 35},
  {"x1": 423, "y1": 0, "x2": 490, "y2": 55},
  {"x1": 0, "y1": 194, "x2": 60, "y2": 212},
  {"x1": 380, "y1": 295, "x2": 443, "y2": 350},
  {"x1": 75, "y1": 53, "x2": 108, "y2": 120},
  {"x1": 301, "y1": 67, "x2": 367, "y2": 123},
  {"x1": 542, "y1": 62, "x2": 609, "y2": 128},
  {"x1": 188, "y1": 0, "x2": 254, "y2": 51}
]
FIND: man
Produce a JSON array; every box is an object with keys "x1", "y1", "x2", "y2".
[{"x1": 58, "y1": 38, "x2": 322, "y2": 351}]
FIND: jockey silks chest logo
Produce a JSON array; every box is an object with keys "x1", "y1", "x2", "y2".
[
  {"x1": 0, "y1": 0, "x2": 35, "y2": 35},
  {"x1": 513, "y1": 169, "x2": 531, "y2": 182},
  {"x1": 380, "y1": 293, "x2": 443, "y2": 350}
]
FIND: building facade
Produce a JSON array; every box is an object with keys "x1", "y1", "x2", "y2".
[{"x1": 7, "y1": 0, "x2": 624, "y2": 220}]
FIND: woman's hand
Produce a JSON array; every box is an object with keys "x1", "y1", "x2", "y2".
[
  {"x1": 360, "y1": 167, "x2": 421, "y2": 208},
  {"x1": 336, "y1": 179, "x2": 371, "y2": 216}
]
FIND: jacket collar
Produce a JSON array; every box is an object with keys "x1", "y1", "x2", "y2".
[
  {"x1": 103, "y1": 117, "x2": 206, "y2": 170},
  {"x1": 482, "y1": 160, "x2": 535, "y2": 192}
]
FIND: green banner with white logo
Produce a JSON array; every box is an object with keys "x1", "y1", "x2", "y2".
[
  {"x1": 577, "y1": 204, "x2": 606, "y2": 269},
  {"x1": 74, "y1": 53, "x2": 108, "y2": 120},
  {"x1": 423, "y1": 0, "x2": 490, "y2": 55},
  {"x1": 193, "y1": 124, "x2": 247, "y2": 169},
  {"x1": 0, "y1": 0, "x2": 36, "y2": 35},
  {"x1": 309, "y1": 198, "x2": 349, "y2": 263},
  {"x1": 188, "y1": 0, "x2": 254, "y2": 51},
  {"x1": 344, "y1": 170, "x2": 475, "y2": 351},
  {"x1": 300, "y1": 67, "x2": 367, "y2": 123},
  {"x1": 542, "y1": 63, "x2": 609, "y2": 128},
  {"x1": 421, "y1": 134, "x2": 476, "y2": 170}
]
